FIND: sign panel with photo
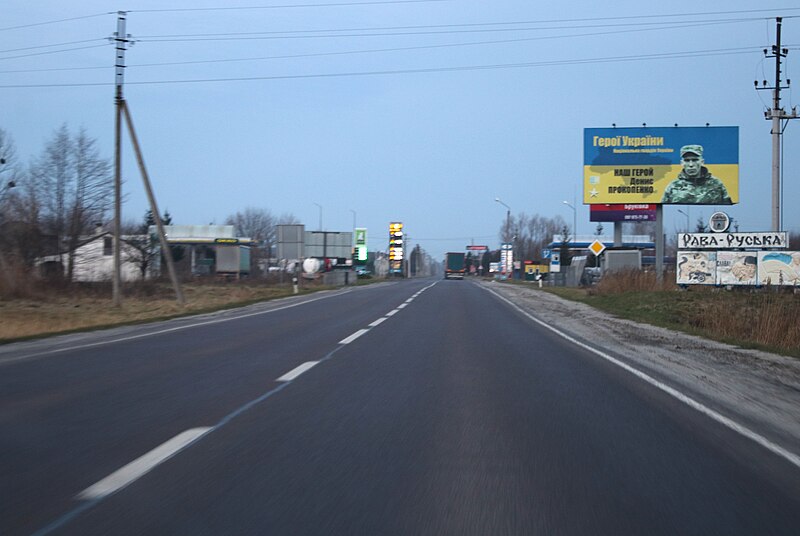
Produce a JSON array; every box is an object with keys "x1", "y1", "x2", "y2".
[{"x1": 584, "y1": 126, "x2": 738, "y2": 205}]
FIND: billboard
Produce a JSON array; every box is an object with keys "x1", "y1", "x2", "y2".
[
  {"x1": 590, "y1": 203, "x2": 657, "y2": 222},
  {"x1": 355, "y1": 228, "x2": 367, "y2": 262},
  {"x1": 584, "y1": 126, "x2": 738, "y2": 205},
  {"x1": 305, "y1": 231, "x2": 352, "y2": 259},
  {"x1": 389, "y1": 222, "x2": 403, "y2": 272},
  {"x1": 277, "y1": 224, "x2": 305, "y2": 260},
  {"x1": 500, "y1": 242, "x2": 513, "y2": 275}
]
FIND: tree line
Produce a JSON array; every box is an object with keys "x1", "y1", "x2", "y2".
[
  {"x1": 0, "y1": 125, "x2": 112, "y2": 280},
  {"x1": 498, "y1": 212, "x2": 569, "y2": 262},
  {"x1": 0, "y1": 125, "x2": 298, "y2": 281}
]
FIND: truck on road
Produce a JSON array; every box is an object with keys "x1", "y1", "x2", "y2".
[{"x1": 444, "y1": 252, "x2": 466, "y2": 279}]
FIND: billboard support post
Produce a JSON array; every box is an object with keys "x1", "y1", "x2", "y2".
[{"x1": 655, "y1": 205, "x2": 664, "y2": 282}]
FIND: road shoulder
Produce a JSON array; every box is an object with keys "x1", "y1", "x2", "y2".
[{"x1": 478, "y1": 279, "x2": 800, "y2": 458}]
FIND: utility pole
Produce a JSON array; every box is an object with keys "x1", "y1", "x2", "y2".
[
  {"x1": 756, "y1": 17, "x2": 798, "y2": 231},
  {"x1": 110, "y1": 13, "x2": 185, "y2": 305},
  {"x1": 112, "y1": 11, "x2": 127, "y2": 307},
  {"x1": 122, "y1": 102, "x2": 185, "y2": 305}
]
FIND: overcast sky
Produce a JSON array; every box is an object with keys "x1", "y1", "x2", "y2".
[{"x1": 2, "y1": 1, "x2": 799, "y2": 259}]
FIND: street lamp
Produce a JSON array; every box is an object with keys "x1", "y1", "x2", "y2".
[
  {"x1": 495, "y1": 197, "x2": 513, "y2": 277},
  {"x1": 562, "y1": 200, "x2": 577, "y2": 242},
  {"x1": 313, "y1": 202, "x2": 322, "y2": 231},
  {"x1": 495, "y1": 197, "x2": 511, "y2": 241},
  {"x1": 677, "y1": 209, "x2": 690, "y2": 232}
]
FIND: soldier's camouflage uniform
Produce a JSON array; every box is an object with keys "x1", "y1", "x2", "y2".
[{"x1": 661, "y1": 167, "x2": 731, "y2": 204}]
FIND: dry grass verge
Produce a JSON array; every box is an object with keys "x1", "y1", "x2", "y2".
[
  {"x1": 0, "y1": 279, "x2": 323, "y2": 343},
  {"x1": 547, "y1": 270, "x2": 800, "y2": 357}
]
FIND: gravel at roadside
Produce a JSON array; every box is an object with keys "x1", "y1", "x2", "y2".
[{"x1": 479, "y1": 279, "x2": 800, "y2": 457}]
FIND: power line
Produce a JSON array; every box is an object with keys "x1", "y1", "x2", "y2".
[
  {"x1": 0, "y1": 47, "x2": 764, "y2": 89},
  {"x1": 0, "y1": 12, "x2": 111, "y2": 32},
  {"x1": 133, "y1": 16, "x2": 762, "y2": 40},
  {"x1": 0, "y1": 17, "x2": 757, "y2": 71},
  {"x1": 136, "y1": 18, "x2": 753, "y2": 42},
  {"x1": 3, "y1": 5, "x2": 794, "y2": 36},
  {"x1": 131, "y1": 0, "x2": 450, "y2": 13},
  {"x1": 0, "y1": 44, "x2": 108, "y2": 62},
  {"x1": 0, "y1": 38, "x2": 105, "y2": 55},
  {"x1": 412, "y1": 235, "x2": 496, "y2": 242},
  {"x1": 0, "y1": 35, "x2": 761, "y2": 76}
]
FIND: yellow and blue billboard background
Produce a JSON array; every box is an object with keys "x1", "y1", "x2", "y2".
[{"x1": 583, "y1": 126, "x2": 738, "y2": 205}]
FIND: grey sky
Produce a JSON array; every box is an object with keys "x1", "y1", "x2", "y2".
[{"x1": 2, "y1": 1, "x2": 798, "y2": 259}]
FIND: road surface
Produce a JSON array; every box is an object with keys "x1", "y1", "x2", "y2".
[{"x1": 2, "y1": 279, "x2": 799, "y2": 535}]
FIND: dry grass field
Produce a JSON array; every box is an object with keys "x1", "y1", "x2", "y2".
[
  {"x1": 0, "y1": 279, "x2": 312, "y2": 342},
  {"x1": 548, "y1": 270, "x2": 800, "y2": 357}
]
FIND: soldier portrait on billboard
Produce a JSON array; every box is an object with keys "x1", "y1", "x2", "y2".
[{"x1": 661, "y1": 145, "x2": 732, "y2": 205}]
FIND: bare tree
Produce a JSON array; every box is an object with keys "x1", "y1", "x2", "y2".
[
  {"x1": 498, "y1": 212, "x2": 566, "y2": 261},
  {"x1": 0, "y1": 129, "x2": 45, "y2": 268},
  {"x1": 121, "y1": 216, "x2": 155, "y2": 280},
  {"x1": 225, "y1": 208, "x2": 298, "y2": 272},
  {"x1": 29, "y1": 125, "x2": 112, "y2": 280}
]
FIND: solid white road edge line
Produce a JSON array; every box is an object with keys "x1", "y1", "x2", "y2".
[
  {"x1": 369, "y1": 318, "x2": 388, "y2": 327},
  {"x1": 2, "y1": 290, "x2": 353, "y2": 365},
  {"x1": 77, "y1": 427, "x2": 212, "y2": 500},
  {"x1": 339, "y1": 329, "x2": 369, "y2": 345},
  {"x1": 484, "y1": 286, "x2": 800, "y2": 471},
  {"x1": 276, "y1": 361, "x2": 320, "y2": 382}
]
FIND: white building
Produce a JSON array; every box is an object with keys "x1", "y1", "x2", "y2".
[{"x1": 38, "y1": 232, "x2": 150, "y2": 282}]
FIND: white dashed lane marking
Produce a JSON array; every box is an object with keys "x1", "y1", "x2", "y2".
[
  {"x1": 276, "y1": 361, "x2": 320, "y2": 382},
  {"x1": 339, "y1": 329, "x2": 369, "y2": 345},
  {"x1": 78, "y1": 428, "x2": 212, "y2": 500}
]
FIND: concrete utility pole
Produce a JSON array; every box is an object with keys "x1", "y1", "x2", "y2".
[
  {"x1": 122, "y1": 102, "x2": 185, "y2": 305},
  {"x1": 111, "y1": 13, "x2": 185, "y2": 305},
  {"x1": 757, "y1": 17, "x2": 798, "y2": 231},
  {"x1": 112, "y1": 11, "x2": 127, "y2": 307}
]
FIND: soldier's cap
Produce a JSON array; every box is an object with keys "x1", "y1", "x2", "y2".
[{"x1": 680, "y1": 144, "x2": 703, "y2": 158}]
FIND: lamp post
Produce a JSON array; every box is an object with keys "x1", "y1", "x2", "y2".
[
  {"x1": 313, "y1": 202, "x2": 322, "y2": 231},
  {"x1": 677, "y1": 209, "x2": 690, "y2": 232},
  {"x1": 495, "y1": 197, "x2": 513, "y2": 277},
  {"x1": 562, "y1": 200, "x2": 577, "y2": 242},
  {"x1": 495, "y1": 197, "x2": 511, "y2": 241}
]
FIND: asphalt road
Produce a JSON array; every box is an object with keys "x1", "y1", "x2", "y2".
[{"x1": 2, "y1": 278, "x2": 799, "y2": 535}]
